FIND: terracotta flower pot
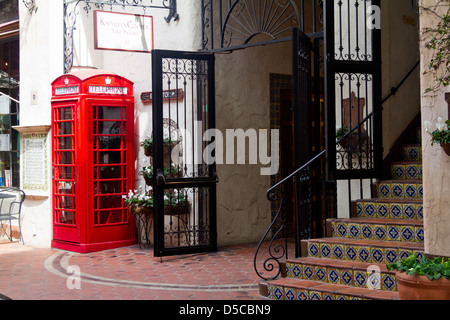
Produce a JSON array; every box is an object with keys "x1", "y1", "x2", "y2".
[
  {"x1": 396, "y1": 271, "x2": 450, "y2": 300},
  {"x1": 441, "y1": 142, "x2": 450, "y2": 156}
]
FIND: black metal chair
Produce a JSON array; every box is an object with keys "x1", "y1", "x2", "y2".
[{"x1": 0, "y1": 187, "x2": 26, "y2": 244}]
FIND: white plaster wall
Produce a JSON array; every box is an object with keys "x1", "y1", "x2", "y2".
[
  {"x1": 19, "y1": 1, "x2": 64, "y2": 247},
  {"x1": 215, "y1": 43, "x2": 292, "y2": 245},
  {"x1": 419, "y1": 0, "x2": 450, "y2": 257}
]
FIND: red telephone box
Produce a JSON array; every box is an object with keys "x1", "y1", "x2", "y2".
[{"x1": 51, "y1": 69, "x2": 136, "y2": 253}]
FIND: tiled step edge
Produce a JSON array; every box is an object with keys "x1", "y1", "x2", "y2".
[
  {"x1": 265, "y1": 278, "x2": 399, "y2": 300},
  {"x1": 328, "y1": 217, "x2": 424, "y2": 243},
  {"x1": 377, "y1": 180, "x2": 423, "y2": 200},
  {"x1": 403, "y1": 144, "x2": 422, "y2": 161},
  {"x1": 302, "y1": 237, "x2": 424, "y2": 265},
  {"x1": 391, "y1": 162, "x2": 423, "y2": 180},
  {"x1": 354, "y1": 199, "x2": 423, "y2": 220}
]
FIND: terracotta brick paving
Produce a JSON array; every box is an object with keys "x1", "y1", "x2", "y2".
[{"x1": 0, "y1": 241, "x2": 282, "y2": 300}]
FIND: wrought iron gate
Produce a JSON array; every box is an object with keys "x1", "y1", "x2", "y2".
[
  {"x1": 292, "y1": 28, "x2": 313, "y2": 256},
  {"x1": 324, "y1": 0, "x2": 382, "y2": 180},
  {"x1": 152, "y1": 50, "x2": 218, "y2": 257}
]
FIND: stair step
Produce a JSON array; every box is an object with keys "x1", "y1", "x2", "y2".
[
  {"x1": 391, "y1": 162, "x2": 422, "y2": 180},
  {"x1": 328, "y1": 217, "x2": 424, "y2": 243},
  {"x1": 355, "y1": 198, "x2": 423, "y2": 220},
  {"x1": 403, "y1": 144, "x2": 422, "y2": 161},
  {"x1": 377, "y1": 180, "x2": 422, "y2": 200},
  {"x1": 266, "y1": 277, "x2": 399, "y2": 300},
  {"x1": 303, "y1": 237, "x2": 424, "y2": 264},
  {"x1": 285, "y1": 257, "x2": 398, "y2": 291}
]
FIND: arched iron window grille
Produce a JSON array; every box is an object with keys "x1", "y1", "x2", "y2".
[{"x1": 201, "y1": 0, "x2": 323, "y2": 52}]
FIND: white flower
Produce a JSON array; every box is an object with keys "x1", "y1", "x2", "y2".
[
  {"x1": 436, "y1": 117, "x2": 446, "y2": 131},
  {"x1": 424, "y1": 121, "x2": 432, "y2": 133}
]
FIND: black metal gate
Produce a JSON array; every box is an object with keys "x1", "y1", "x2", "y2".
[
  {"x1": 324, "y1": 0, "x2": 382, "y2": 180},
  {"x1": 152, "y1": 50, "x2": 218, "y2": 257},
  {"x1": 292, "y1": 28, "x2": 313, "y2": 256}
]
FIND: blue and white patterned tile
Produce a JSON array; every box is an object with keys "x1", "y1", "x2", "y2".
[
  {"x1": 297, "y1": 290, "x2": 308, "y2": 300},
  {"x1": 378, "y1": 184, "x2": 391, "y2": 198},
  {"x1": 364, "y1": 203, "x2": 377, "y2": 217},
  {"x1": 335, "y1": 222, "x2": 348, "y2": 238},
  {"x1": 371, "y1": 247, "x2": 385, "y2": 264},
  {"x1": 354, "y1": 271, "x2": 368, "y2": 288},
  {"x1": 403, "y1": 203, "x2": 417, "y2": 219},
  {"x1": 332, "y1": 244, "x2": 345, "y2": 260},
  {"x1": 415, "y1": 227, "x2": 424, "y2": 243},
  {"x1": 392, "y1": 183, "x2": 405, "y2": 198},
  {"x1": 320, "y1": 243, "x2": 332, "y2": 259},
  {"x1": 315, "y1": 266, "x2": 327, "y2": 282},
  {"x1": 356, "y1": 247, "x2": 371, "y2": 263},
  {"x1": 382, "y1": 274, "x2": 397, "y2": 291},
  {"x1": 373, "y1": 225, "x2": 387, "y2": 241},
  {"x1": 340, "y1": 269, "x2": 353, "y2": 286},
  {"x1": 390, "y1": 204, "x2": 403, "y2": 219},
  {"x1": 400, "y1": 226, "x2": 415, "y2": 242},
  {"x1": 345, "y1": 245, "x2": 358, "y2": 261},
  {"x1": 377, "y1": 203, "x2": 389, "y2": 218},
  {"x1": 308, "y1": 242, "x2": 320, "y2": 258},
  {"x1": 387, "y1": 225, "x2": 400, "y2": 242},
  {"x1": 385, "y1": 248, "x2": 399, "y2": 264},
  {"x1": 284, "y1": 288, "x2": 296, "y2": 301},
  {"x1": 303, "y1": 265, "x2": 315, "y2": 280},
  {"x1": 348, "y1": 223, "x2": 361, "y2": 239}
]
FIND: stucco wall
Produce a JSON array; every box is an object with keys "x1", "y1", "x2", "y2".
[
  {"x1": 19, "y1": 1, "x2": 64, "y2": 247},
  {"x1": 214, "y1": 43, "x2": 292, "y2": 245},
  {"x1": 419, "y1": 0, "x2": 450, "y2": 257}
]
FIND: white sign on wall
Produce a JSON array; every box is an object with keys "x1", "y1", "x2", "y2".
[{"x1": 95, "y1": 11, "x2": 154, "y2": 53}]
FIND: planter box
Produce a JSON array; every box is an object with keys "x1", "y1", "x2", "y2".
[{"x1": 396, "y1": 272, "x2": 450, "y2": 300}]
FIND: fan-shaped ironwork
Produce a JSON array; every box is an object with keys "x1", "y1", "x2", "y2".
[{"x1": 221, "y1": 0, "x2": 301, "y2": 48}]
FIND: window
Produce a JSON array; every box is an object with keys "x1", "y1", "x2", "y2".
[{"x1": 0, "y1": 37, "x2": 20, "y2": 187}]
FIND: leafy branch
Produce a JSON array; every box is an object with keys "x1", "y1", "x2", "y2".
[{"x1": 422, "y1": 2, "x2": 450, "y2": 93}]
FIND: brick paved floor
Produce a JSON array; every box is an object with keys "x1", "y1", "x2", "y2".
[{"x1": 0, "y1": 240, "x2": 290, "y2": 300}]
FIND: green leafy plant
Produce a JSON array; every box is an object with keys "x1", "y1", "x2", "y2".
[
  {"x1": 387, "y1": 254, "x2": 450, "y2": 281},
  {"x1": 164, "y1": 189, "x2": 189, "y2": 207},
  {"x1": 423, "y1": 5, "x2": 449, "y2": 92},
  {"x1": 336, "y1": 124, "x2": 350, "y2": 140},
  {"x1": 122, "y1": 188, "x2": 154, "y2": 208},
  {"x1": 424, "y1": 117, "x2": 450, "y2": 145},
  {"x1": 140, "y1": 138, "x2": 176, "y2": 150}
]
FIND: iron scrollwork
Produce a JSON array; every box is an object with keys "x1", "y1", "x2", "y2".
[
  {"x1": 254, "y1": 187, "x2": 288, "y2": 281},
  {"x1": 22, "y1": 0, "x2": 36, "y2": 13},
  {"x1": 63, "y1": 0, "x2": 179, "y2": 73}
]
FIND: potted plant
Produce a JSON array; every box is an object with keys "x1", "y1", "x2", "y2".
[
  {"x1": 387, "y1": 254, "x2": 450, "y2": 300},
  {"x1": 164, "y1": 189, "x2": 191, "y2": 216},
  {"x1": 336, "y1": 124, "x2": 367, "y2": 151},
  {"x1": 140, "y1": 138, "x2": 177, "y2": 157},
  {"x1": 424, "y1": 117, "x2": 450, "y2": 155},
  {"x1": 122, "y1": 188, "x2": 154, "y2": 215},
  {"x1": 140, "y1": 165, "x2": 179, "y2": 185}
]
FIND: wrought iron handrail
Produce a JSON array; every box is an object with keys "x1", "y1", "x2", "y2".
[
  {"x1": 253, "y1": 59, "x2": 420, "y2": 281},
  {"x1": 254, "y1": 111, "x2": 374, "y2": 280}
]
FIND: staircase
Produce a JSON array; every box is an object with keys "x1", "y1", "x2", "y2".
[{"x1": 262, "y1": 142, "x2": 424, "y2": 300}]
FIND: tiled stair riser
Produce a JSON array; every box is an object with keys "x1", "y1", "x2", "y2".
[
  {"x1": 268, "y1": 285, "x2": 366, "y2": 301},
  {"x1": 307, "y1": 241, "x2": 423, "y2": 265},
  {"x1": 377, "y1": 182, "x2": 423, "y2": 200},
  {"x1": 285, "y1": 262, "x2": 397, "y2": 291},
  {"x1": 391, "y1": 163, "x2": 423, "y2": 180},
  {"x1": 331, "y1": 221, "x2": 424, "y2": 243},
  {"x1": 356, "y1": 201, "x2": 423, "y2": 220},
  {"x1": 403, "y1": 145, "x2": 422, "y2": 161}
]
